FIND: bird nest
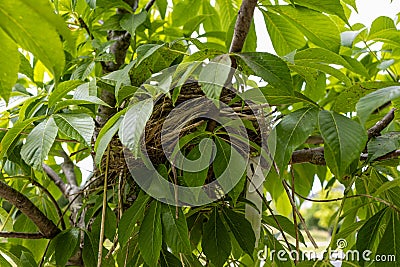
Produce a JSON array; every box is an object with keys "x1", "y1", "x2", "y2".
[{"x1": 143, "y1": 80, "x2": 265, "y2": 166}]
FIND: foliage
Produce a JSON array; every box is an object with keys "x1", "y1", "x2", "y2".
[{"x1": 0, "y1": 0, "x2": 400, "y2": 266}]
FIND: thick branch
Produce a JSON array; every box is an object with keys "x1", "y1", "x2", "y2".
[
  {"x1": 0, "y1": 181, "x2": 60, "y2": 238},
  {"x1": 0, "y1": 232, "x2": 45, "y2": 239},
  {"x1": 292, "y1": 147, "x2": 326, "y2": 165},
  {"x1": 229, "y1": 0, "x2": 258, "y2": 53},
  {"x1": 367, "y1": 108, "x2": 395, "y2": 139}
]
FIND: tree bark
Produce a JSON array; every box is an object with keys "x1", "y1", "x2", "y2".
[{"x1": 0, "y1": 181, "x2": 60, "y2": 238}]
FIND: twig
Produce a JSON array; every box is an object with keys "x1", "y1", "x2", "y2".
[
  {"x1": 289, "y1": 164, "x2": 299, "y2": 263},
  {"x1": 294, "y1": 190, "x2": 400, "y2": 214},
  {"x1": 98, "y1": 145, "x2": 110, "y2": 267},
  {"x1": 78, "y1": 17, "x2": 94, "y2": 40},
  {"x1": 145, "y1": 0, "x2": 156, "y2": 11},
  {"x1": 282, "y1": 181, "x2": 318, "y2": 249},
  {"x1": 245, "y1": 176, "x2": 292, "y2": 250}
]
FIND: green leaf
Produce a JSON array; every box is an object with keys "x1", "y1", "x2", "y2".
[
  {"x1": 294, "y1": 48, "x2": 370, "y2": 78},
  {"x1": 318, "y1": 110, "x2": 367, "y2": 178},
  {"x1": 199, "y1": 54, "x2": 231, "y2": 100},
  {"x1": 48, "y1": 80, "x2": 84, "y2": 108},
  {"x1": 237, "y1": 52, "x2": 293, "y2": 94},
  {"x1": 160, "y1": 249, "x2": 183, "y2": 267},
  {"x1": 94, "y1": 110, "x2": 125, "y2": 166},
  {"x1": 135, "y1": 44, "x2": 164, "y2": 66},
  {"x1": 262, "y1": 11, "x2": 306, "y2": 56},
  {"x1": 356, "y1": 208, "x2": 388, "y2": 264},
  {"x1": 333, "y1": 82, "x2": 396, "y2": 113},
  {"x1": 275, "y1": 107, "x2": 318, "y2": 175},
  {"x1": 156, "y1": 0, "x2": 167, "y2": 19},
  {"x1": 118, "y1": 193, "x2": 150, "y2": 247},
  {"x1": 367, "y1": 132, "x2": 400, "y2": 161},
  {"x1": 202, "y1": 207, "x2": 231, "y2": 267},
  {"x1": 0, "y1": 29, "x2": 19, "y2": 102},
  {"x1": 215, "y1": 0, "x2": 236, "y2": 29},
  {"x1": 19, "y1": 53, "x2": 34, "y2": 81},
  {"x1": 213, "y1": 136, "x2": 247, "y2": 198},
  {"x1": 293, "y1": 0, "x2": 348, "y2": 23},
  {"x1": 73, "y1": 80, "x2": 110, "y2": 106},
  {"x1": 119, "y1": 99, "x2": 153, "y2": 156},
  {"x1": 20, "y1": 117, "x2": 58, "y2": 169},
  {"x1": 375, "y1": 211, "x2": 400, "y2": 267},
  {"x1": 53, "y1": 228, "x2": 80, "y2": 267},
  {"x1": 102, "y1": 61, "x2": 134, "y2": 93},
  {"x1": 54, "y1": 113, "x2": 95, "y2": 146},
  {"x1": 373, "y1": 178, "x2": 400, "y2": 197},
  {"x1": 86, "y1": 0, "x2": 96, "y2": 9},
  {"x1": 356, "y1": 86, "x2": 400, "y2": 125},
  {"x1": 0, "y1": 0, "x2": 66, "y2": 77},
  {"x1": 0, "y1": 116, "x2": 43, "y2": 159},
  {"x1": 269, "y1": 6, "x2": 340, "y2": 53},
  {"x1": 139, "y1": 200, "x2": 162, "y2": 267},
  {"x1": 222, "y1": 207, "x2": 256, "y2": 258},
  {"x1": 117, "y1": 85, "x2": 138, "y2": 105},
  {"x1": 120, "y1": 11, "x2": 147, "y2": 36},
  {"x1": 369, "y1": 16, "x2": 396, "y2": 38},
  {"x1": 182, "y1": 143, "x2": 211, "y2": 187},
  {"x1": 161, "y1": 205, "x2": 191, "y2": 254}
]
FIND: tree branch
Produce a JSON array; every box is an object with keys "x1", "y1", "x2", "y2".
[
  {"x1": 43, "y1": 163, "x2": 67, "y2": 196},
  {"x1": 145, "y1": 0, "x2": 156, "y2": 11},
  {"x1": 0, "y1": 232, "x2": 45, "y2": 239},
  {"x1": 0, "y1": 181, "x2": 60, "y2": 238},
  {"x1": 367, "y1": 108, "x2": 395, "y2": 139},
  {"x1": 291, "y1": 108, "x2": 398, "y2": 165},
  {"x1": 229, "y1": 0, "x2": 258, "y2": 53},
  {"x1": 60, "y1": 150, "x2": 78, "y2": 187}
]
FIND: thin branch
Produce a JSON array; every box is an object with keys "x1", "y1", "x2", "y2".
[
  {"x1": 30, "y1": 179, "x2": 66, "y2": 230},
  {"x1": 145, "y1": 0, "x2": 156, "y2": 11},
  {"x1": 245, "y1": 176, "x2": 292, "y2": 251},
  {"x1": 42, "y1": 163, "x2": 67, "y2": 196},
  {"x1": 0, "y1": 232, "x2": 45, "y2": 239},
  {"x1": 0, "y1": 180, "x2": 60, "y2": 238},
  {"x1": 98, "y1": 145, "x2": 110, "y2": 267},
  {"x1": 229, "y1": 0, "x2": 258, "y2": 53},
  {"x1": 293, "y1": 188, "x2": 400, "y2": 214},
  {"x1": 60, "y1": 150, "x2": 78, "y2": 187},
  {"x1": 289, "y1": 164, "x2": 299, "y2": 262},
  {"x1": 282, "y1": 181, "x2": 318, "y2": 249},
  {"x1": 78, "y1": 17, "x2": 94, "y2": 40}
]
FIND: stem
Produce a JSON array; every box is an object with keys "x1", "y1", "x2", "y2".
[{"x1": 97, "y1": 145, "x2": 110, "y2": 267}]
